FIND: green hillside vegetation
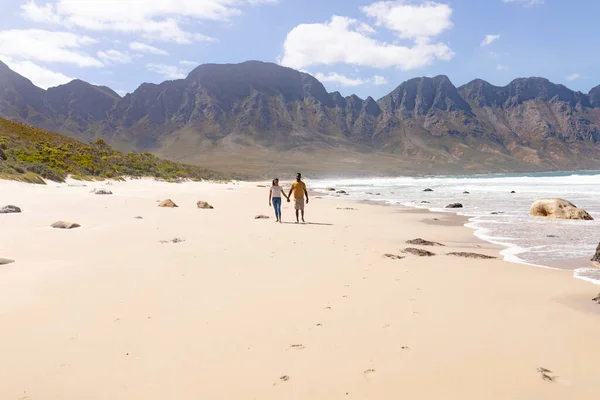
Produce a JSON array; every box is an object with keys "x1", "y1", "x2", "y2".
[{"x1": 0, "y1": 118, "x2": 241, "y2": 183}]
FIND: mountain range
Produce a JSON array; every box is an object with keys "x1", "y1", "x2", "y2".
[{"x1": 1, "y1": 59, "x2": 600, "y2": 176}]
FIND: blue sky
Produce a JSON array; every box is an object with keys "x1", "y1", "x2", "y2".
[{"x1": 1, "y1": 0, "x2": 599, "y2": 99}]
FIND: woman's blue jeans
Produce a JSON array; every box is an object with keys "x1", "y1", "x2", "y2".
[{"x1": 272, "y1": 197, "x2": 282, "y2": 220}]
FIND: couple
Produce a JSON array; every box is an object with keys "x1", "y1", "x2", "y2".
[{"x1": 268, "y1": 173, "x2": 309, "y2": 223}]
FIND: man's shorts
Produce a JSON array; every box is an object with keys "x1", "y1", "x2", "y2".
[{"x1": 294, "y1": 197, "x2": 305, "y2": 211}]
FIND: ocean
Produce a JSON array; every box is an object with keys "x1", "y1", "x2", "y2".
[{"x1": 309, "y1": 171, "x2": 600, "y2": 285}]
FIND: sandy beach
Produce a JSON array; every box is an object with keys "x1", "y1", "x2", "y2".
[{"x1": 0, "y1": 178, "x2": 599, "y2": 400}]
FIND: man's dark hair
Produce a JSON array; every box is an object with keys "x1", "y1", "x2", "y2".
[{"x1": 296, "y1": 173, "x2": 301, "y2": 178}]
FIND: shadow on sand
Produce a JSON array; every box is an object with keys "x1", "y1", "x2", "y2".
[{"x1": 282, "y1": 222, "x2": 334, "y2": 226}]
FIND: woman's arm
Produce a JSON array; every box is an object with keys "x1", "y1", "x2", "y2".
[{"x1": 269, "y1": 189, "x2": 272, "y2": 205}]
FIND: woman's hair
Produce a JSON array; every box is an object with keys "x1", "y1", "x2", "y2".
[{"x1": 272, "y1": 179, "x2": 277, "y2": 186}]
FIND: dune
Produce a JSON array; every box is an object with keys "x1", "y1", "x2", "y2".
[{"x1": 0, "y1": 178, "x2": 599, "y2": 399}]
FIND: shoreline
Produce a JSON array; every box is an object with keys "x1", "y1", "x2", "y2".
[
  {"x1": 342, "y1": 195, "x2": 600, "y2": 286},
  {"x1": 313, "y1": 180, "x2": 599, "y2": 286}
]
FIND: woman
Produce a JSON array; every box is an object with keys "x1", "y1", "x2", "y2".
[{"x1": 269, "y1": 178, "x2": 288, "y2": 223}]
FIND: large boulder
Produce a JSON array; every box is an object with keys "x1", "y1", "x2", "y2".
[
  {"x1": 530, "y1": 199, "x2": 593, "y2": 220},
  {"x1": 446, "y1": 203, "x2": 463, "y2": 209},
  {"x1": 592, "y1": 243, "x2": 600, "y2": 263},
  {"x1": 158, "y1": 199, "x2": 178, "y2": 208},
  {"x1": 0, "y1": 205, "x2": 21, "y2": 213}
]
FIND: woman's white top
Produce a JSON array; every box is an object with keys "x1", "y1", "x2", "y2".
[{"x1": 271, "y1": 185, "x2": 283, "y2": 197}]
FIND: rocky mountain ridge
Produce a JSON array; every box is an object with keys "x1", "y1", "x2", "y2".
[{"x1": 1, "y1": 59, "x2": 599, "y2": 176}]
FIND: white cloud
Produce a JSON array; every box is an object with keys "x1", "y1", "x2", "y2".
[
  {"x1": 373, "y1": 75, "x2": 388, "y2": 85},
  {"x1": 180, "y1": 60, "x2": 197, "y2": 66},
  {"x1": 147, "y1": 63, "x2": 186, "y2": 79},
  {"x1": 21, "y1": 0, "x2": 276, "y2": 43},
  {"x1": 281, "y1": 15, "x2": 454, "y2": 70},
  {"x1": 2, "y1": 57, "x2": 73, "y2": 89},
  {"x1": 481, "y1": 34, "x2": 500, "y2": 46},
  {"x1": 0, "y1": 29, "x2": 101, "y2": 67},
  {"x1": 503, "y1": 0, "x2": 544, "y2": 6},
  {"x1": 565, "y1": 73, "x2": 581, "y2": 81},
  {"x1": 129, "y1": 42, "x2": 169, "y2": 56},
  {"x1": 361, "y1": 0, "x2": 453, "y2": 39},
  {"x1": 314, "y1": 72, "x2": 368, "y2": 87},
  {"x1": 496, "y1": 64, "x2": 509, "y2": 71},
  {"x1": 97, "y1": 49, "x2": 133, "y2": 65},
  {"x1": 20, "y1": 0, "x2": 61, "y2": 23}
]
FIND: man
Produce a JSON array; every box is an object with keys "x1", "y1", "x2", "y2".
[{"x1": 287, "y1": 172, "x2": 309, "y2": 223}]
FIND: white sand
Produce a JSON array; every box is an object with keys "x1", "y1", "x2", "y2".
[{"x1": 0, "y1": 178, "x2": 599, "y2": 399}]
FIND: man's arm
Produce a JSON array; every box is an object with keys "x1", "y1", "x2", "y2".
[{"x1": 304, "y1": 183, "x2": 309, "y2": 203}]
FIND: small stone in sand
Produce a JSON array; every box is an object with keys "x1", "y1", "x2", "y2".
[
  {"x1": 255, "y1": 215, "x2": 270, "y2": 219},
  {"x1": 51, "y1": 221, "x2": 81, "y2": 229},
  {"x1": 423, "y1": 188, "x2": 433, "y2": 192},
  {"x1": 158, "y1": 199, "x2": 178, "y2": 208},
  {"x1": 337, "y1": 207, "x2": 357, "y2": 210},
  {"x1": 447, "y1": 252, "x2": 496, "y2": 260},
  {"x1": 134, "y1": 216, "x2": 143, "y2": 219},
  {"x1": 0, "y1": 258, "x2": 15, "y2": 265},
  {"x1": 290, "y1": 344, "x2": 305, "y2": 349},
  {"x1": 364, "y1": 369, "x2": 376, "y2": 374},
  {"x1": 511, "y1": 191, "x2": 516, "y2": 194},
  {"x1": 406, "y1": 238, "x2": 444, "y2": 246},
  {"x1": 160, "y1": 238, "x2": 185, "y2": 244},
  {"x1": 463, "y1": 191, "x2": 470, "y2": 194},
  {"x1": 280, "y1": 375, "x2": 290, "y2": 382},
  {"x1": 491, "y1": 212, "x2": 504, "y2": 215},
  {"x1": 383, "y1": 253, "x2": 404, "y2": 260},
  {"x1": 446, "y1": 203, "x2": 463, "y2": 209},
  {"x1": 197, "y1": 200, "x2": 214, "y2": 209},
  {"x1": 336, "y1": 190, "x2": 347, "y2": 194},
  {"x1": 403, "y1": 248, "x2": 436, "y2": 257},
  {"x1": 92, "y1": 188, "x2": 113, "y2": 195},
  {"x1": 0, "y1": 205, "x2": 21, "y2": 213},
  {"x1": 421, "y1": 201, "x2": 430, "y2": 204},
  {"x1": 326, "y1": 188, "x2": 336, "y2": 191},
  {"x1": 592, "y1": 293, "x2": 600, "y2": 304}
]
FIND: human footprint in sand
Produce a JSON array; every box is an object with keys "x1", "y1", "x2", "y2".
[
  {"x1": 287, "y1": 172, "x2": 309, "y2": 223},
  {"x1": 269, "y1": 178, "x2": 289, "y2": 223}
]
